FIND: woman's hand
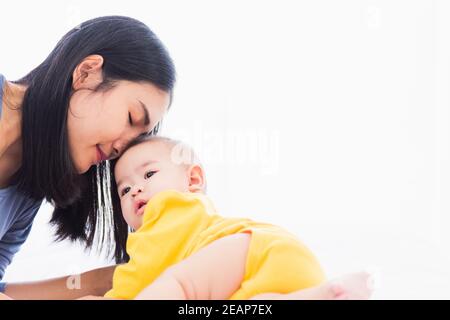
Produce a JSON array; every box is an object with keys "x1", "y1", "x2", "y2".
[
  {"x1": 3, "y1": 265, "x2": 117, "y2": 300},
  {"x1": 76, "y1": 295, "x2": 116, "y2": 300},
  {"x1": 0, "y1": 293, "x2": 12, "y2": 300}
]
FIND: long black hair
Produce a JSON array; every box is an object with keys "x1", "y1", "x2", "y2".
[{"x1": 12, "y1": 16, "x2": 176, "y2": 263}]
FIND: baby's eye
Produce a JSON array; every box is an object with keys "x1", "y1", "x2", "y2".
[
  {"x1": 145, "y1": 171, "x2": 156, "y2": 179},
  {"x1": 120, "y1": 186, "x2": 131, "y2": 196}
]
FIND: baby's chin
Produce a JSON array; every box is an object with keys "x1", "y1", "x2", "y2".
[
  {"x1": 126, "y1": 215, "x2": 144, "y2": 231},
  {"x1": 133, "y1": 217, "x2": 144, "y2": 230}
]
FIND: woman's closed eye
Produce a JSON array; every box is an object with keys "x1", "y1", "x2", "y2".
[{"x1": 128, "y1": 112, "x2": 134, "y2": 125}]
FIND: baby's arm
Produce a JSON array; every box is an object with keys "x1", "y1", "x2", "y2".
[{"x1": 135, "y1": 232, "x2": 251, "y2": 300}]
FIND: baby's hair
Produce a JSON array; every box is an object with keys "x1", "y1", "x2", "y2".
[
  {"x1": 117, "y1": 135, "x2": 207, "y2": 191},
  {"x1": 122, "y1": 135, "x2": 201, "y2": 167}
]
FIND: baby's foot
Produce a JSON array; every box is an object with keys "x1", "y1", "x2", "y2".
[
  {"x1": 267, "y1": 271, "x2": 374, "y2": 300},
  {"x1": 250, "y1": 271, "x2": 374, "y2": 300},
  {"x1": 326, "y1": 271, "x2": 374, "y2": 300}
]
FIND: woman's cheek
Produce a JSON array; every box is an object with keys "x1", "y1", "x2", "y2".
[{"x1": 71, "y1": 143, "x2": 92, "y2": 174}]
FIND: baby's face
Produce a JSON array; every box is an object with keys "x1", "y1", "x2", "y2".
[{"x1": 114, "y1": 141, "x2": 191, "y2": 230}]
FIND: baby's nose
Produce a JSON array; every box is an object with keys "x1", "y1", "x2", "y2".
[{"x1": 131, "y1": 187, "x2": 143, "y2": 196}]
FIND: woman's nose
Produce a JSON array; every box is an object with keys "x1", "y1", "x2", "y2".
[
  {"x1": 112, "y1": 133, "x2": 139, "y2": 158},
  {"x1": 110, "y1": 148, "x2": 120, "y2": 159},
  {"x1": 111, "y1": 140, "x2": 126, "y2": 158}
]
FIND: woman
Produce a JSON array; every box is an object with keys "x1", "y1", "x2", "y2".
[{"x1": 0, "y1": 16, "x2": 175, "y2": 299}]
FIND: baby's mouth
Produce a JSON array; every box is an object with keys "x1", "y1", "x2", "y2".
[{"x1": 135, "y1": 200, "x2": 147, "y2": 216}]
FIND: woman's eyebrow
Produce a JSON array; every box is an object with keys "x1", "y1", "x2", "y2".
[{"x1": 138, "y1": 100, "x2": 150, "y2": 126}]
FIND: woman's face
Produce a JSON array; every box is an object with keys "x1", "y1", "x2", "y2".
[{"x1": 67, "y1": 80, "x2": 170, "y2": 173}]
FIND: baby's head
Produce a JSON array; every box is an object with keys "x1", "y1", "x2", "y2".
[{"x1": 113, "y1": 136, "x2": 206, "y2": 230}]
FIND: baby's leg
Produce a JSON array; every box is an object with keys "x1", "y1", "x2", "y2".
[
  {"x1": 229, "y1": 232, "x2": 326, "y2": 299},
  {"x1": 250, "y1": 272, "x2": 373, "y2": 300}
]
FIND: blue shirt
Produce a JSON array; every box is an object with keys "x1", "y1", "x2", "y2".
[{"x1": 0, "y1": 74, "x2": 42, "y2": 292}]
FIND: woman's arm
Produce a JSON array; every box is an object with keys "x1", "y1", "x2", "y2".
[
  {"x1": 0, "y1": 292, "x2": 12, "y2": 300},
  {"x1": 135, "y1": 233, "x2": 251, "y2": 300},
  {"x1": 3, "y1": 265, "x2": 116, "y2": 300}
]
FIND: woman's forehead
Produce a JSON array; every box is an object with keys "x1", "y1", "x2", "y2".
[{"x1": 117, "y1": 80, "x2": 170, "y2": 101}]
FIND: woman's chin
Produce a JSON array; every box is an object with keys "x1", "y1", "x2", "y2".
[{"x1": 75, "y1": 162, "x2": 92, "y2": 174}]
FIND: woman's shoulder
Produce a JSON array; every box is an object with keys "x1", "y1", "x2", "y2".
[
  {"x1": 0, "y1": 73, "x2": 5, "y2": 120},
  {"x1": 0, "y1": 184, "x2": 42, "y2": 220},
  {"x1": 0, "y1": 74, "x2": 8, "y2": 156},
  {"x1": 0, "y1": 75, "x2": 24, "y2": 181}
]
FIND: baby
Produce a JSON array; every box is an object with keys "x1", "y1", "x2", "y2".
[{"x1": 103, "y1": 136, "x2": 373, "y2": 300}]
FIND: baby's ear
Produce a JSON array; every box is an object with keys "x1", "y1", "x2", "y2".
[{"x1": 187, "y1": 164, "x2": 206, "y2": 193}]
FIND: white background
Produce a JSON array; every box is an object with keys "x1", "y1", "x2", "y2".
[{"x1": 1, "y1": 0, "x2": 450, "y2": 299}]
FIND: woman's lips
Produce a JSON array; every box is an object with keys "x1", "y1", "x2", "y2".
[{"x1": 96, "y1": 145, "x2": 108, "y2": 163}]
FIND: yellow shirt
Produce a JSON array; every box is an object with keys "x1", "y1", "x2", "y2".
[{"x1": 105, "y1": 190, "x2": 325, "y2": 299}]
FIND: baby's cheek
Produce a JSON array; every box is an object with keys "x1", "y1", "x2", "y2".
[
  {"x1": 166, "y1": 171, "x2": 190, "y2": 192},
  {"x1": 121, "y1": 201, "x2": 134, "y2": 224},
  {"x1": 134, "y1": 216, "x2": 144, "y2": 230}
]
